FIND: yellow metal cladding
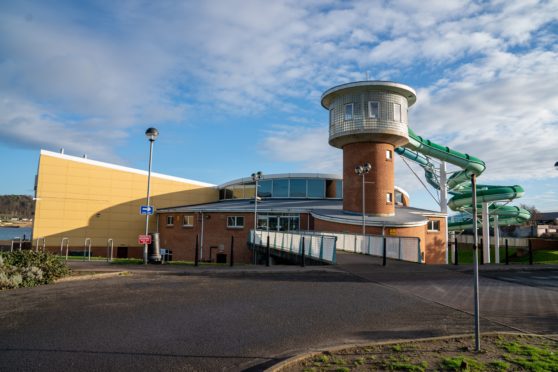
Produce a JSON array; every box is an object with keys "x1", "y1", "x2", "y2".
[{"x1": 33, "y1": 150, "x2": 218, "y2": 250}]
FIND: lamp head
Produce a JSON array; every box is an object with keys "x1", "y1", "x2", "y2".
[
  {"x1": 355, "y1": 165, "x2": 363, "y2": 175},
  {"x1": 145, "y1": 127, "x2": 159, "y2": 141},
  {"x1": 363, "y1": 162, "x2": 372, "y2": 173}
]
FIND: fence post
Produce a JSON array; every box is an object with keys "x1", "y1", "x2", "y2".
[
  {"x1": 195, "y1": 234, "x2": 199, "y2": 266},
  {"x1": 382, "y1": 237, "x2": 387, "y2": 266},
  {"x1": 505, "y1": 239, "x2": 509, "y2": 265},
  {"x1": 528, "y1": 239, "x2": 533, "y2": 265},
  {"x1": 266, "y1": 235, "x2": 270, "y2": 267},
  {"x1": 301, "y1": 237, "x2": 305, "y2": 267},
  {"x1": 230, "y1": 235, "x2": 234, "y2": 267},
  {"x1": 454, "y1": 237, "x2": 459, "y2": 265}
]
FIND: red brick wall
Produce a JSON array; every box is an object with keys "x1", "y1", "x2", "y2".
[
  {"x1": 424, "y1": 216, "x2": 447, "y2": 264},
  {"x1": 343, "y1": 142, "x2": 395, "y2": 216}
]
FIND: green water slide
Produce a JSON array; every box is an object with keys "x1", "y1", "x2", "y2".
[{"x1": 395, "y1": 128, "x2": 530, "y2": 230}]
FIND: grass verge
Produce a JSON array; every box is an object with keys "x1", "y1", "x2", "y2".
[{"x1": 287, "y1": 334, "x2": 557, "y2": 372}]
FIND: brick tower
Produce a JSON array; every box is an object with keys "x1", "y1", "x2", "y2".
[{"x1": 321, "y1": 81, "x2": 416, "y2": 216}]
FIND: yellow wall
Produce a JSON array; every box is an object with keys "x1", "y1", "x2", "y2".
[{"x1": 33, "y1": 151, "x2": 218, "y2": 251}]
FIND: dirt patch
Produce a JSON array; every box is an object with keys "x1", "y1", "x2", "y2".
[{"x1": 279, "y1": 333, "x2": 557, "y2": 371}]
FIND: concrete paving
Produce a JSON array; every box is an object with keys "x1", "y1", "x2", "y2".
[{"x1": 0, "y1": 254, "x2": 556, "y2": 371}]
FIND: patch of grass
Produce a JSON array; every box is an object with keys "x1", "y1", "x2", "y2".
[
  {"x1": 335, "y1": 368, "x2": 350, "y2": 372},
  {"x1": 110, "y1": 258, "x2": 143, "y2": 265},
  {"x1": 392, "y1": 344, "x2": 403, "y2": 352},
  {"x1": 441, "y1": 356, "x2": 484, "y2": 371},
  {"x1": 354, "y1": 357, "x2": 365, "y2": 365},
  {"x1": 488, "y1": 360, "x2": 510, "y2": 371},
  {"x1": 452, "y1": 245, "x2": 558, "y2": 265},
  {"x1": 387, "y1": 361, "x2": 428, "y2": 371},
  {"x1": 315, "y1": 354, "x2": 329, "y2": 364},
  {"x1": 501, "y1": 340, "x2": 558, "y2": 371}
]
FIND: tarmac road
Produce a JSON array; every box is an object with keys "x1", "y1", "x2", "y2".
[{"x1": 0, "y1": 255, "x2": 556, "y2": 371}]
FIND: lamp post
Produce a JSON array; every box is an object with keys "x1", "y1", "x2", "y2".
[
  {"x1": 355, "y1": 163, "x2": 372, "y2": 237},
  {"x1": 144, "y1": 127, "x2": 159, "y2": 264},
  {"x1": 251, "y1": 171, "x2": 262, "y2": 264}
]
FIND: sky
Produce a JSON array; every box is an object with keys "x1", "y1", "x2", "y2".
[{"x1": 0, "y1": 0, "x2": 557, "y2": 212}]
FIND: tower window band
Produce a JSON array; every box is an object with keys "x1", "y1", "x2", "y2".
[{"x1": 344, "y1": 103, "x2": 354, "y2": 121}]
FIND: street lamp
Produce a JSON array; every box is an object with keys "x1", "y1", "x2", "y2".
[
  {"x1": 251, "y1": 171, "x2": 262, "y2": 264},
  {"x1": 144, "y1": 127, "x2": 159, "y2": 264},
  {"x1": 355, "y1": 163, "x2": 372, "y2": 237}
]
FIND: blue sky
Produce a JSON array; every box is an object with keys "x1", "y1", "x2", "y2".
[{"x1": 1, "y1": 0, "x2": 557, "y2": 212}]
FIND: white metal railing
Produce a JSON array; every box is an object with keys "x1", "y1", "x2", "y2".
[
  {"x1": 83, "y1": 238, "x2": 92, "y2": 261},
  {"x1": 455, "y1": 235, "x2": 528, "y2": 247},
  {"x1": 35, "y1": 237, "x2": 46, "y2": 252},
  {"x1": 107, "y1": 239, "x2": 114, "y2": 262},
  {"x1": 249, "y1": 230, "x2": 337, "y2": 263},
  {"x1": 60, "y1": 237, "x2": 69, "y2": 257},
  {"x1": 307, "y1": 231, "x2": 422, "y2": 264}
]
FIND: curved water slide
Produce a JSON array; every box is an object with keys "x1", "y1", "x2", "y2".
[{"x1": 395, "y1": 128, "x2": 530, "y2": 230}]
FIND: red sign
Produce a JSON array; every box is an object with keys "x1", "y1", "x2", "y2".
[{"x1": 138, "y1": 234, "x2": 152, "y2": 244}]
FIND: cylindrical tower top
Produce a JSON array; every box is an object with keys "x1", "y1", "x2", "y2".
[{"x1": 321, "y1": 81, "x2": 416, "y2": 148}]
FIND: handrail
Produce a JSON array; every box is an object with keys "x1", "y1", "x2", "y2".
[
  {"x1": 10, "y1": 237, "x2": 23, "y2": 252},
  {"x1": 35, "y1": 237, "x2": 46, "y2": 252},
  {"x1": 107, "y1": 239, "x2": 114, "y2": 262},
  {"x1": 84, "y1": 238, "x2": 92, "y2": 261},
  {"x1": 60, "y1": 238, "x2": 69, "y2": 258}
]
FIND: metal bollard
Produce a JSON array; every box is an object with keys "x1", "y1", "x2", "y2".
[
  {"x1": 528, "y1": 239, "x2": 533, "y2": 265},
  {"x1": 230, "y1": 236, "x2": 234, "y2": 267},
  {"x1": 301, "y1": 237, "x2": 305, "y2": 267},
  {"x1": 195, "y1": 234, "x2": 199, "y2": 266},
  {"x1": 454, "y1": 237, "x2": 459, "y2": 266},
  {"x1": 505, "y1": 239, "x2": 509, "y2": 265},
  {"x1": 266, "y1": 236, "x2": 270, "y2": 267},
  {"x1": 382, "y1": 237, "x2": 387, "y2": 266}
]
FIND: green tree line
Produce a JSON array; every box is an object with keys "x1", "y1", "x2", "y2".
[{"x1": 0, "y1": 195, "x2": 34, "y2": 219}]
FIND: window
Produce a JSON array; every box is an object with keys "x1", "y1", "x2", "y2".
[
  {"x1": 386, "y1": 150, "x2": 392, "y2": 160},
  {"x1": 227, "y1": 216, "x2": 244, "y2": 228},
  {"x1": 427, "y1": 220, "x2": 440, "y2": 232},
  {"x1": 393, "y1": 103, "x2": 401, "y2": 122},
  {"x1": 329, "y1": 108, "x2": 335, "y2": 124},
  {"x1": 166, "y1": 216, "x2": 174, "y2": 226},
  {"x1": 368, "y1": 101, "x2": 380, "y2": 119},
  {"x1": 344, "y1": 103, "x2": 354, "y2": 121},
  {"x1": 182, "y1": 215, "x2": 193, "y2": 227},
  {"x1": 386, "y1": 192, "x2": 393, "y2": 204},
  {"x1": 273, "y1": 179, "x2": 289, "y2": 198},
  {"x1": 290, "y1": 179, "x2": 306, "y2": 197},
  {"x1": 258, "y1": 180, "x2": 272, "y2": 197},
  {"x1": 307, "y1": 179, "x2": 325, "y2": 198}
]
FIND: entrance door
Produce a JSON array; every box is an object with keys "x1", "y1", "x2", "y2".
[
  {"x1": 268, "y1": 216, "x2": 278, "y2": 231},
  {"x1": 279, "y1": 217, "x2": 290, "y2": 231}
]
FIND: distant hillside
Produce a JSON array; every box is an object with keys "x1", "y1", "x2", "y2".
[{"x1": 0, "y1": 195, "x2": 34, "y2": 219}]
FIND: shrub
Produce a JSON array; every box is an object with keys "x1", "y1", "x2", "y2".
[{"x1": 0, "y1": 251, "x2": 70, "y2": 289}]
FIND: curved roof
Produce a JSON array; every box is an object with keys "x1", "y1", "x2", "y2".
[
  {"x1": 321, "y1": 80, "x2": 417, "y2": 108},
  {"x1": 218, "y1": 173, "x2": 341, "y2": 188}
]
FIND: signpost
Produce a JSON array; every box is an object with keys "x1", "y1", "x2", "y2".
[
  {"x1": 138, "y1": 234, "x2": 152, "y2": 245},
  {"x1": 140, "y1": 205, "x2": 154, "y2": 215}
]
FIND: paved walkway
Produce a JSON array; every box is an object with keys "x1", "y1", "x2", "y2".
[
  {"x1": 0, "y1": 254, "x2": 556, "y2": 371},
  {"x1": 336, "y1": 252, "x2": 558, "y2": 335}
]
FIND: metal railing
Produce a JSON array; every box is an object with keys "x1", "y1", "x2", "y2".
[
  {"x1": 83, "y1": 238, "x2": 92, "y2": 261},
  {"x1": 309, "y1": 231, "x2": 422, "y2": 264},
  {"x1": 60, "y1": 238, "x2": 69, "y2": 258},
  {"x1": 35, "y1": 237, "x2": 46, "y2": 252},
  {"x1": 249, "y1": 230, "x2": 337, "y2": 264},
  {"x1": 10, "y1": 237, "x2": 23, "y2": 252},
  {"x1": 107, "y1": 239, "x2": 114, "y2": 262}
]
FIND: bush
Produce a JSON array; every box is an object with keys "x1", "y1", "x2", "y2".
[{"x1": 0, "y1": 251, "x2": 70, "y2": 289}]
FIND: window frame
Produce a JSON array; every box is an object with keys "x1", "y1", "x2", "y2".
[
  {"x1": 227, "y1": 216, "x2": 245, "y2": 229},
  {"x1": 427, "y1": 220, "x2": 441, "y2": 232},
  {"x1": 344, "y1": 103, "x2": 354, "y2": 121},
  {"x1": 386, "y1": 192, "x2": 393, "y2": 204},
  {"x1": 166, "y1": 215, "x2": 174, "y2": 226},
  {"x1": 182, "y1": 215, "x2": 193, "y2": 227},
  {"x1": 386, "y1": 149, "x2": 392, "y2": 160},
  {"x1": 368, "y1": 101, "x2": 380, "y2": 119}
]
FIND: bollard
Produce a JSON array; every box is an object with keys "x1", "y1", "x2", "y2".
[
  {"x1": 195, "y1": 234, "x2": 199, "y2": 266},
  {"x1": 301, "y1": 237, "x2": 305, "y2": 267},
  {"x1": 382, "y1": 237, "x2": 387, "y2": 266},
  {"x1": 528, "y1": 239, "x2": 533, "y2": 265},
  {"x1": 266, "y1": 235, "x2": 270, "y2": 267},
  {"x1": 454, "y1": 237, "x2": 459, "y2": 266},
  {"x1": 505, "y1": 239, "x2": 509, "y2": 265},
  {"x1": 230, "y1": 236, "x2": 234, "y2": 267}
]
